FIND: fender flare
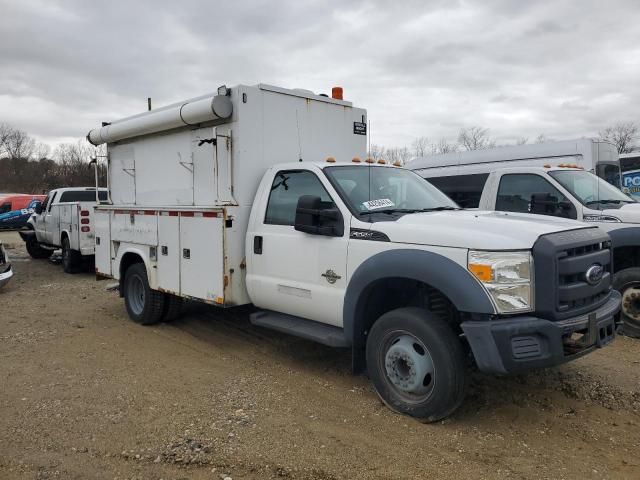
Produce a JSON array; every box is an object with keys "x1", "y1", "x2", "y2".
[
  {"x1": 117, "y1": 246, "x2": 156, "y2": 295},
  {"x1": 343, "y1": 249, "x2": 495, "y2": 346},
  {"x1": 60, "y1": 229, "x2": 71, "y2": 245}
]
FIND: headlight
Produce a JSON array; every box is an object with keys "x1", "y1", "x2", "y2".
[
  {"x1": 583, "y1": 214, "x2": 621, "y2": 223},
  {"x1": 468, "y1": 250, "x2": 533, "y2": 314}
]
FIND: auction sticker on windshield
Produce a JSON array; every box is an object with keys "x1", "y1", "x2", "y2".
[{"x1": 363, "y1": 199, "x2": 395, "y2": 210}]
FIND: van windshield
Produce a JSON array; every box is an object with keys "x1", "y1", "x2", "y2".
[
  {"x1": 324, "y1": 165, "x2": 459, "y2": 217},
  {"x1": 549, "y1": 170, "x2": 634, "y2": 210}
]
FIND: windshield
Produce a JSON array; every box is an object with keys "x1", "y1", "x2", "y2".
[
  {"x1": 324, "y1": 165, "x2": 459, "y2": 216},
  {"x1": 549, "y1": 170, "x2": 634, "y2": 210},
  {"x1": 596, "y1": 163, "x2": 622, "y2": 188}
]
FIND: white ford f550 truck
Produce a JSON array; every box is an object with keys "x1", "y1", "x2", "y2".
[
  {"x1": 87, "y1": 84, "x2": 620, "y2": 421},
  {"x1": 20, "y1": 187, "x2": 108, "y2": 273},
  {"x1": 410, "y1": 161, "x2": 640, "y2": 339}
]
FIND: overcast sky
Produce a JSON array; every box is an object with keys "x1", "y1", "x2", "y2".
[{"x1": 1, "y1": 0, "x2": 639, "y2": 151}]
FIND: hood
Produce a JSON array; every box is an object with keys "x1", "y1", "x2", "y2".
[
  {"x1": 602, "y1": 203, "x2": 640, "y2": 224},
  {"x1": 369, "y1": 210, "x2": 593, "y2": 250}
]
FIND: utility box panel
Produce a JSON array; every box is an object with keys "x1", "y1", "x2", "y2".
[{"x1": 178, "y1": 213, "x2": 224, "y2": 302}]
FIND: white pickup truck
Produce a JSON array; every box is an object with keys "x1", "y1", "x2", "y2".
[
  {"x1": 20, "y1": 187, "x2": 108, "y2": 273},
  {"x1": 87, "y1": 84, "x2": 621, "y2": 421},
  {"x1": 413, "y1": 165, "x2": 640, "y2": 338}
]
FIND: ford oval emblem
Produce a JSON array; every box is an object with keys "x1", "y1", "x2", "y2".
[{"x1": 585, "y1": 264, "x2": 604, "y2": 285}]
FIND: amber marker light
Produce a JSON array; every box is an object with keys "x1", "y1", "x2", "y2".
[
  {"x1": 326, "y1": 156, "x2": 336, "y2": 163},
  {"x1": 468, "y1": 263, "x2": 493, "y2": 282}
]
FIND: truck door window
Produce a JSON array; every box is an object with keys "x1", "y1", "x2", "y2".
[
  {"x1": 0, "y1": 203, "x2": 10, "y2": 214},
  {"x1": 496, "y1": 174, "x2": 569, "y2": 215},
  {"x1": 40, "y1": 194, "x2": 51, "y2": 212},
  {"x1": 47, "y1": 192, "x2": 57, "y2": 212},
  {"x1": 265, "y1": 170, "x2": 334, "y2": 226}
]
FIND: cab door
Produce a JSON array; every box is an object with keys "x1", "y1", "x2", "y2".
[
  {"x1": 247, "y1": 168, "x2": 349, "y2": 327},
  {"x1": 39, "y1": 192, "x2": 57, "y2": 244}
]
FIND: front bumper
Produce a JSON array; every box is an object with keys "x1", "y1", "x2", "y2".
[
  {"x1": 461, "y1": 291, "x2": 621, "y2": 375},
  {"x1": 0, "y1": 263, "x2": 13, "y2": 288}
]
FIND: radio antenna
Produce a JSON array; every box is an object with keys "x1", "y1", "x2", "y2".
[{"x1": 296, "y1": 110, "x2": 303, "y2": 162}]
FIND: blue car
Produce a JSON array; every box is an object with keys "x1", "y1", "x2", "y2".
[{"x1": 0, "y1": 198, "x2": 42, "y2": 229}]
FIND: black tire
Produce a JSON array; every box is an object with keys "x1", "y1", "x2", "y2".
[
  {"x1": 123, "y1": 263, "x2": 165, "y2": 325},
  {"x1": 613, "y1": 267, "x2": 640, "y2": 339},
  {"x1": 162, "y1": 294, "x2": 183, "y2": 322},
  {"x1": 61, "y1": 236, "x2": 82, "y2": 274},
  {"x1": 25, "y1": 236, "x2": 53, "y2": 259},
  {"x1": 366, "y1": 307, "x2": 467, "y2": 422}
]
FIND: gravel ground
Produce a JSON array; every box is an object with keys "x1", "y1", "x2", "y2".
[{"x1": 0, "y1": 230, "x2": 639, "y2": 480}]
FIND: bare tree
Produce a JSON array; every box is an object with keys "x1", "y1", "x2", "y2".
[
  {"x1": 411, "y1": 136, "x2": 431, "y2": 158},
  {"x1": 534, "y1": 134, "x2": 554, "y2": 144},
  {"x1": 435, "y1": 137, "x2": 458, "y2": 154},
  {"x1": 54, "y1": 139, "x2": 105, "y2": 187},
  {"x1": 0, "y1": 123, "x2": 35, "y2": 160},
  {"x1": 515, "y1": 137, "x2": 528, "y2": 145},
  {"x1": 369, "y1": 144, "x2": 386, "y2": 160},
  {"x1": 457, "y1": 126, "x2": 496, "y2": 151},
  {"x1": 599, "y1": 122, "x2": 639, "y2": 154},
  {"x1": 386, "y1": 146, "x2": 411, "y2": 165}
]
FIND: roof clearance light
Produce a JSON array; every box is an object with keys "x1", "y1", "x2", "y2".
[
  {"x1": 326, "y1": 156, "x2": 336, "y2": 163},
  {"x1": 377, "y1": 159, "x2": 386, "y2": 164},
  {"x1": 331, "y1": 86, "x2": 343, "y2": 100},
  {"x1": 558, "y1": 163, "x2": 567, "y2": 168},
  {"x1": 352, "y1": 157, "x2": 361, "y2": 163},
  {"x1": 365, "y1": 157, "x2": 375, "y2": 164},
  {"x1": 543, "y1": 164, "x2": 551, "y2": 168},
  {"x1": 393, "y1": 161, "x2": 402, "y2": 167}
]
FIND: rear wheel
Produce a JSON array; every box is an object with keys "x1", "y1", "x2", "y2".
[
  {"x1": 25, "y1": 236, "x2": 53, "y2": 259},
  {"x1": 366, "y1": 307, "x2": 467, "y2": 422},
  {"x1": 123, "y1": 263, "x2": 165, "y2": 325},
  {"x1": 613, "y1": 267, "x2": 640, "y2": 339},
  {"x1": 61, "y1": 237, "x2": 82, "y2": 274},
  {"x1": 162, "y1": 294, "x2": 183, "y2": 322}
]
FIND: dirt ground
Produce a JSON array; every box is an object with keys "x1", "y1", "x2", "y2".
[{"x1": 1, "y1": 230, "x2": 639, "y2": 480}]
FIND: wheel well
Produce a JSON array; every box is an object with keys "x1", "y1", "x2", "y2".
[
  {"x1": 351, "y1": 278, "x2": 460, "y2": 373},
  {"x1": 118, "y1": 252, "x2": 144, "y2": 297},
  {"x1": 614, "y1": 246, "x2": 640, "y2": 272}
]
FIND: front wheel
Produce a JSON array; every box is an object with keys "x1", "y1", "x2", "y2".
[
  {"x1": 366, "y1": 307, "x2": 467, "y2": 422},
  {"x1": 123, "y1": 263, "x2": 165, "y2": 325},
  {"x1": 613, "y1": 267, "x2": 640, "y2": 338},
  {"x1": 25, "y1": 236, "x2": 53, "y2": 259}
]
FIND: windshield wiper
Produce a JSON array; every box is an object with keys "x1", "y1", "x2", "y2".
[
  {"x1": 585, "y1": 199, "x2": 633, "y2": 206},
  {"x1": 358, "y1": 206, "x2": 459, "y2": 216}
]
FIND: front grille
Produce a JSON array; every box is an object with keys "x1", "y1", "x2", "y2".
[
  {"x1": 557, "y1": 241, "x2": 611, "y2": 313},
  {"x1": 533, "y1": 228, "x2": 613, "y2": 321}
]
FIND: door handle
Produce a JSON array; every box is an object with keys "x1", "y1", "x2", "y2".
[{"x1": 254, "y1": 236, "x2": 263, "y2": 254}]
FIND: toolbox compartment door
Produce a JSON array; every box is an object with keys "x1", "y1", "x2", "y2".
[
  {"x1": 94, "y1": 210, "x2": 112, "y2": 276},
  {"x1": 179, "y1": 213, "x2": 224, "y2": 302}
]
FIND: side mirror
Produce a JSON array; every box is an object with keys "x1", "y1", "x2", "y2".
[
  {"x1": 34, "y1": 202, "x2": 43, "y2": 215},
  {"x1": 294, "y1": 195, "x2": 344, "y2": 237},
  {"x1": 530, "y1": 193, "x2": 576, "y2": 219}
]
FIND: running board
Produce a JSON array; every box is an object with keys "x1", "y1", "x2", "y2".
[{"x1": 250, "y1": 310, "x2": 349, "y2": 348}]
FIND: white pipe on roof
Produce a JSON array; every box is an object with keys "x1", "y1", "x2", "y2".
[{"x1": 87, "y1": 93, "x2": 233, "y2": 146}]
